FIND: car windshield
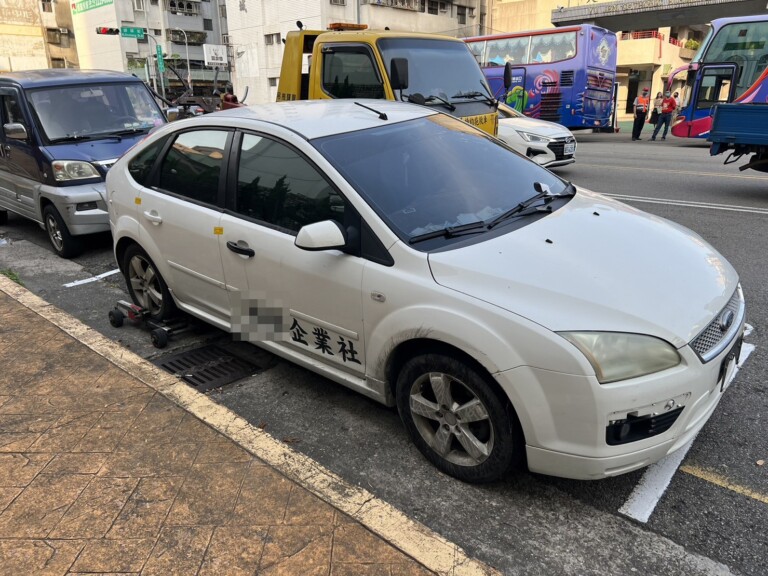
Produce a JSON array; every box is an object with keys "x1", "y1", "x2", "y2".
[
  {"x1": 313, "y1": 114, "x2": 567, "y2": 247},
  {"x1": 27, "y1": 82, "x2": 165, "y2": 142},
  {"x1": 377, "y1": 38, "x2": 494, "y2": 104}
]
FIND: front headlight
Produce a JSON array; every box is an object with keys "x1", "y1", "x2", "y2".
[
  {"x1": 516, "y1": 130, "x2": 551, "y2": 143},
  {"x1": 52, "y1": 160, "x2": 100, "y2": 182},
  {"x1": 558, "y1": 332, "x2": 681, "y2": 384}
]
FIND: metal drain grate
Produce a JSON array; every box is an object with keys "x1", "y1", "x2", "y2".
[{"x1": 156, "y1": 344, "x2": 263, "y2": 392}]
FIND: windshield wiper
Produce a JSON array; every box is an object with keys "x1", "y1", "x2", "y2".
[
  {"x1": 451, "y1": 90, "x2": 495, "y2": 107},
  {"x1": 408, "y1": 220, "x2": 487, "y2": 245},
  {"x1": 487, "y1": 181, "x2": 576, "y2": 230},
  {"x1": 405, "y1": 92, "x2": 456, "y2": 111},
  {"x1": 48, "y1": 134, "x2": 96, "y2": 143}
]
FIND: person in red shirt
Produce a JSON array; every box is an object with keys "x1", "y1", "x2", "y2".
[{"x1": 651, "y1": 91, "x2": 676, "y2": 140}]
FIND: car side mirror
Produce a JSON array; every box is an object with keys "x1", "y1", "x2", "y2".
[
  {"x1": 503, "y1": 62, "x2": 513, "y2": 91},
  {"x1": 295, "y1": 220, "x2": 347, "y2": 251},
  {"x1": 165, "y1": 107, "x2": 180, "y2": 122},
  {"x1": 4, "y1": 123, "x2": 28, "y2": 141}
]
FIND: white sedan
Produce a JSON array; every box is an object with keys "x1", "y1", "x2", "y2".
[
  {"x1": 107, "y1": 99, "x2": 744, "y2": 483},
  {"x1": 496, "y1": 103, "x2": 577, "y2": 168}
]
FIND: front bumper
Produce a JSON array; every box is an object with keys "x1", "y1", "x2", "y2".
[
  {"x1": 44, "y1": 182, "x2": 110, "y2": 236},
  {"x1": 528, "y1": 137, "x2": 576, "y2": 168},
  {"x1": 495, "y1": 317, "x2": 745, "y2": 480}
]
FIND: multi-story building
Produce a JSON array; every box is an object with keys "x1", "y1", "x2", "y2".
[
  {"x1": 225, "y1": 0, "x2": 487, "y2": 104},
  {"x1": 490, "y1": 0, "x2": 706, "y2": 122},
  {"x1": 70, "y1": 0, "x2": 229, "y2": 97},
  {"x1": 0, "y1": 0, "x2": 79, "y2": 72}
]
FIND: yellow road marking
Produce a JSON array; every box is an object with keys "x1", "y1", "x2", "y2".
[
  {"x1": 680, "y1": 464, "x2": 768, "y2": 505},
  {"x1": 578, "y1": 163, "x2": 768, "y2": 181}
]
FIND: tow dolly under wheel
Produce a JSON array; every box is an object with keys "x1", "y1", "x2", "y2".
[{"x1": 109, "y1": 300, "x2": 190, "y2": 348}]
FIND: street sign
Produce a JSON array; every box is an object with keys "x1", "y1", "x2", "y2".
[
  {"x1": 156, "y1": 44, "x2": 165, "y2": 73},
  {"x1": 121, "y1": 26, "x2": 145, "y2": 39}
]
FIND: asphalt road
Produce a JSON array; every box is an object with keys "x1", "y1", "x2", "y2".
[{"x1": 1, "y1": 129, "x2": 766, "y2": 576}]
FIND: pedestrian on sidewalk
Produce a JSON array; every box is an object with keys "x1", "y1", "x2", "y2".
[
  {"x1": 632, "y1": 87, "x2": 650, "y2": 141},
  {"x1": 651, "y1": 91, "x2": 676, "y2": 140},
  {"x1": 649, "y1": 91, "x2": 662, "y2": 127}
]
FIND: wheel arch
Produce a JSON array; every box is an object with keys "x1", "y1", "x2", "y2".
[
  {"x1": 385, "y1": 337, "x2": 514, "y2": 419},
  {"x1": 114, "y1": 235, "x2": 140, "y2": 275}
]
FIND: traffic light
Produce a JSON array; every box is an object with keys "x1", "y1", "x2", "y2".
[{"x1": 95, "y1": 27, "x2": 120, "y2": 35}]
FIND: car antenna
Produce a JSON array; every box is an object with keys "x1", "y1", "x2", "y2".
[{"x1": 354, "y1": 101, "x2": 388, "y2": 120}]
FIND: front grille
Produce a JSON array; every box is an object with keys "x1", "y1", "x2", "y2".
[
  {"x1": 689, "y1": 287, "x2": 745, "y2": 362},
  {"x1": 94, "y1": 158, "x2": 118, "y2": 172},
  {"x1": 547, "y1": 136, "x2": 576, "y2": 160}
]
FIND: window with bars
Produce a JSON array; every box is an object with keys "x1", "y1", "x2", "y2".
[
  {"x1": 269, "y1": 77, "x2": 278, "y2": 86},
  {"x1": 204, "y1": 18, "x2": 213, "y2": 30},
  {"x1": 41, "y1": 0, "x2": 53, "y2": 12},
  {"x1": 457, "y1": 5, "x2": 465, "y2": 24},
  {"x1": 133, "y1": 0, "x2": 145, "y2": 10},
  {"x1": 264, "y1": 32, "x2": 281, "y2": 45},
  {"x1": 330, "y1": 0, "x2": 346, "y2": 5},
  {"x1": 45, "y1": 28, "x2": 61, "y2": 44},
  {"x1": 427, "y1": 0, "x2": 438, "y2": 15}
]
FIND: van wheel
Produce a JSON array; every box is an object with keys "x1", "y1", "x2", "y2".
[
  {"x1": 122, "y1": 244, "x2": 176, "y2": 321},
  {"x1": 396, "y1": 353, "x2": 523, "y2": 483},
  {"x1": 43, "y1": 205, "x2": 82, "y2": 258}
]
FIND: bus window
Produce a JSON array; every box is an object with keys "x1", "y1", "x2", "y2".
[
  {"x1": 695, "y1": 67, "x2": 735, "y2": 109},
  {"x1": 530, "y1": 31, "x2": 577, "y2": 64},
  {"x1": 701, "y1": 20, "x2": 768, "y2": 96},
  {"x1": 487, "y1": 37, "x2": 529, "y2": 66}
]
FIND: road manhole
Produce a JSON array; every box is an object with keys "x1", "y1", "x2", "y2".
[{"x1": 156, "y1": 343, "x2": 265, "y2": 392}]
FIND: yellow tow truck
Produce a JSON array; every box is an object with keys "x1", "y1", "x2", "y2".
[{"x1": 276, "y1": 23, "x2": 498, "y2": 136}]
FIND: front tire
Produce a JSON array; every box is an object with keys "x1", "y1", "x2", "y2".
[
  {"x1": 396, "y1": 353, "x2": 523, "y2": 483},
  {"x1": 122, "y1": 244, "x2": 176, "y2": 321},
  {"x1": 43, "y1": 205, "x2": 82, "y2": 258}
]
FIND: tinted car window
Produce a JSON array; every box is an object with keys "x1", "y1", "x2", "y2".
[
  {"x1": 127, "y1": 136, "x2": 167, "y2": 186},
  {"x1": 322, "y1": 48, "x2": 385, "y2": 99},
  {"x1": 235, "y1": 133, "x2": 346, "y2": 233},
  {"x1": 1, "y1": 94, "x2": 26, "y2": 128},
  {"x1": 313, "y1": 115, "x2": 566, "y2": 245},
  {"x1": 159, "y1": 130, "x2": 228, "y2": 206}
]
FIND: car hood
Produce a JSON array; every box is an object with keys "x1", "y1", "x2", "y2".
[
  {"x1": 427, "y1": 189, "x2": 738, "y2": 347},
  {"x1": 42, "y1": 133, "x2": 147, "y2": 163},
  {"x1": 498, "y1": 116, "x2": 572, "y2": 139}
]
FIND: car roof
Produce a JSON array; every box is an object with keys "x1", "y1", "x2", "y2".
[
  {"x1": 211, "y1": 99, "x2": 437, "y2": 140},
  {"x1": 0, "y1": 69, "x2": 142, "y2": 89}
]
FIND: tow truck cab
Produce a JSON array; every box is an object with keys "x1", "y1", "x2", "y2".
[{"x1": 276, "y1": 24, "x2": 499, "y2": 136}]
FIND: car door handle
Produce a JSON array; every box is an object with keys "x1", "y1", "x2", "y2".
[
  {"x1": 142, "y1": 211, "x2": 163, "y2": 224},
  {"x1": 226, "y1": 241, "x2": 255, "y2": 257}
]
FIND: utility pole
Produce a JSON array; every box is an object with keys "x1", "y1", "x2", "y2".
[{"x1": 174, "y1": 28, "x2": 192, "y2": 94}]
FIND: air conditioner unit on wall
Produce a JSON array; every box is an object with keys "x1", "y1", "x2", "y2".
[{"x1": 59, "y1": 27, "x2": 69, "y2": 35}]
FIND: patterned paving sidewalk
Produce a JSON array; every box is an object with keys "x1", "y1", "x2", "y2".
[{"x1": 0, "y1": 286, "x2": 437, "y2": 576}]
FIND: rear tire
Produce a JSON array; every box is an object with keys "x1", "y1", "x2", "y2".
[
  {"x1": 396, "y1": 353, "x2": 523, "y2": 483},
  {"x1": 43, "y1": 205, "x2": 82, "y2": 258},
  {"x1": 122, "y1": 244, "x2": 176, "y2": 321}
]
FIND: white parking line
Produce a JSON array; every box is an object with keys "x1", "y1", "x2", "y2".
[
  {"x1": 619, "y1": 336, "x2": 755, "y2": 523},
  {"x1": 63, "y1": 268, "x2": 120, "y2": 288}
]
